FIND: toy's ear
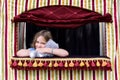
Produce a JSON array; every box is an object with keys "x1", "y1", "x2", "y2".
[{"x1": 45, "y1": 39, "x2": 59, "y2": 48}]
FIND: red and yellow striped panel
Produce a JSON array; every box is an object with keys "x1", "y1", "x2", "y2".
[{"x1": 0, "y1": 0, "x2": 120, "y2": 80}]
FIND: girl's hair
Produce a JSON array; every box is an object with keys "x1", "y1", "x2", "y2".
[{"x1": 31, "y1": 30, "x2": 52, "y2": 48}]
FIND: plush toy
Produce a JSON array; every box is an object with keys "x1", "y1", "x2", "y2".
[{"x1": 29, "y1": 39, "x2": 59, "y2": 58}]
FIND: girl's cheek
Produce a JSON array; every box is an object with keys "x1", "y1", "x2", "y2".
[
  {"x1": 35, "y1": 43, "x2": 46, "y2": 48},
  {"x1": 35, "y1": 43, "x2": 39, "y2": 48},
  {"x1": 42, "y1": 44, "x2": 46, "y2": 48}
]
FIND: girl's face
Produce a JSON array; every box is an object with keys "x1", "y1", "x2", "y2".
[{"x1": 35, "y1": 36, "x2": 47, "y2": 48}]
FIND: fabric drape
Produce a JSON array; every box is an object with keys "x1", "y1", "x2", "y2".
[{"x1": 12, "y1": 5, "x2": 112, "y2": 28}]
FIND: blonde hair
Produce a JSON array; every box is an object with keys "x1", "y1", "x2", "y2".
[{"x1": 31, "y1": 30, "x2": 52, "y2": 48}]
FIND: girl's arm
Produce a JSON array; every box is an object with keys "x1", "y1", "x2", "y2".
[
  {"x1": 16, "y1": 49, "x2": 30, "y2": 57},
  {"x1": 36, "y1": 48, "x2": 69, "y2": 57}
]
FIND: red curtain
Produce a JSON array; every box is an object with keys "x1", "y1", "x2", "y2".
[{"x1": 12, "y1": 5, "x2": 112, "y2": 28}]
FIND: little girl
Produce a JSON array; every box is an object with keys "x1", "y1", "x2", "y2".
[{"x1": 17, "y1": 30, "x2": 69, "y2": 57}]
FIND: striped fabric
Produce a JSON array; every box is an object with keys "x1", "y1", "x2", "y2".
[{"x1": 0, "y1": 0, "x2": 120, "y2": 80}]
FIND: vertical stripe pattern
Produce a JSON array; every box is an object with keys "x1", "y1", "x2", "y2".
[{"x1": 0, "y1": 0, "x2": 120, "y2": 80}]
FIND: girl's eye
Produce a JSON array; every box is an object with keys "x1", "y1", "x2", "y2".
[
  {"x1": 36, "y1": 41, "x2": 46, "y2": 44},
  {"x1": 36, "y1": 41, "x2": 39, "y2": 43},
  {"x1": 41, "y1": 42, "x2": 46, "y2": 45}
]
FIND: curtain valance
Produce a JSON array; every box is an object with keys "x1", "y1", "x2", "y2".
[{"x1": 12, "y1": 5, "x2": 112, "y2": 28}]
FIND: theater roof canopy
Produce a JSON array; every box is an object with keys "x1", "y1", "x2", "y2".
[{"x1": 12, "y1": 5, "x2": 112, "y2": 28}]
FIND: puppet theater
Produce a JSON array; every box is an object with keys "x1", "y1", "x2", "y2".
[{"x1": 0, "y1": 0, "x2": 120, "y2": 80}]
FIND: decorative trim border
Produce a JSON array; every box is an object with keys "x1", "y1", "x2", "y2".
[{"x1": 9, "y1": 57, "x2": 112, "y2": 70}]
